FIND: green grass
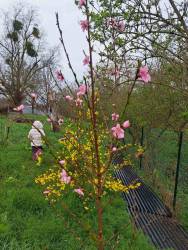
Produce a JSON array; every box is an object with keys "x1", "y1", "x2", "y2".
[{"x1": 0, "y1": 115, "x2": 155, "y2": 250}]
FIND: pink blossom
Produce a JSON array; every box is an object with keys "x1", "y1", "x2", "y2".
[
  {"x1": 111, "y1": 124, "x2": 124, "y2": 139},
  {"x1": 43, "y1": 190, "x2": 51, "y2": 195},
  {"x1": 111, "y1": 68, "x2": 120, "y2": 77},
  {"x1": 31, "y1": 93, "x2": 37, "y2": 99},
  {"x1": 74, "y1": 188, "x2": 84, "y2": 196},
  {"x1": 75, "y1": 98, "x2": 83, "y2": 107},
  {"x1": 60, "y1": 169, "x2": 71, "y2": 184},
  {"x1": 138, "y1": 66, "x2": 151, "y2": 83},
  {"x1": 80, "y1": 20, "x2": 89, "y2": 32},
  {"x1": 47, "y1": 118, "x2": 52, "y2": 123},
  {"x1": 13, "y1": 104, "x2": 24, "y2": 112},
  {"x1": 108, "y1": 18, "x2": 118, "y2": 28},
  {"x1": 112, "y1": 113, "x2": 119, "y2": 121},
  {"x1": 65, "y1": 95, "x2": 73, "y2": 101},
  {"x1": 77, "y1": 84, "x2": 86, "y2": 96},
  {"x1": 83, "y1": 55, "x2": 90, "y2": 66},
  {"x1": 118, "y1": 21, "x2": 125, "y2": 32},
  {"x1": 112, "y1": 147, "x2": 117, "y2": 152},
  {"x1": 122, "y1": 120, "x2": 130, "y2": 129},
  {"x1": 59, "y1": 160, "x2": 66, "y2": 165},
  {"x1": 56, "y1": 70, "x2": 64, "y2": 81},
  {"x1": 78, "y1": 0, "x2": 86, "y2": 8}
]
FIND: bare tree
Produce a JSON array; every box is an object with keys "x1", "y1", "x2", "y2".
[{"x1": 0, "y1": 4, "x2": 55, "y2": 106}]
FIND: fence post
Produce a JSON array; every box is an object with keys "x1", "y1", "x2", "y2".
[
  {"x1": 6, "y1": 126, "x2": 10, "y2": 140},
  {"x1": 173, "y1": 131, "x2": 183, "y2": 210},
  {"x1": 139, "y1": 127, "x2": 144, "y2": 169}
]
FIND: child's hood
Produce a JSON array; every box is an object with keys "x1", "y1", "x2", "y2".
[{"x1": 32, "y1": 121, "x2": 43, "y2": 130}]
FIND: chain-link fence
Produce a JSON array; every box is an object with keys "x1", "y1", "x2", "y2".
[{"x1": 129, "y1": 127, "x2": 188, "y2": 226}]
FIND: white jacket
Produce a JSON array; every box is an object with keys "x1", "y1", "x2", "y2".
[{"x1": 28, "y1": 121, "x2": 45, "y2": 147}]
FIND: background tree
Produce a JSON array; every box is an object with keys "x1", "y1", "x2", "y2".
[
  {"x1": 0, "y1": 4, "x2": 56, "y2": 106},
  {"x1": 89, "y1": 0, "x2": 188, "y2": 122}
]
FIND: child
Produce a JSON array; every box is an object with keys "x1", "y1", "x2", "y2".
[{"x1": 28, "y1": 121, "x2": 45, "y2": 160}]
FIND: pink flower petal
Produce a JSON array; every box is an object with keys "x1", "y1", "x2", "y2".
[
  {"x1": 83, "y1": 55, "x2": 90, "y2": 66},
  {"x1": 13, "y1": 104, "x2": 24, "y2": 112},
  {"x1": 74, "y1": 188, "x2": 84, "y2": 196},
  {"x1": 78, "y1": 0, "x2": 86, "y2": 8},
  {"x1": 80, "y1": 20, "x2": 89, "y2": 32},
  {"x1": 59, "y1": 160, "x2": 65, "y2": 165},
  {"x1": 75, "y1": 98, "x2": 83, "y2": 107},
  {"x1": 111, "y1": 124, "x2": 124, "y2": 139},
  {"x1": 112, "y1": 147, "x2": 117, "y2": 152},
  {"x1": 138, "y1": 66, "x2": 151, "y2": 83},
  {"x1": 60, "y1": 169, "x2": 71, "y2": 184},
  {"x1": 65, "y1": 95, "x2": 73, "y2": 101},
  {"x1": 43, "y1": 190, "x2": 51, "y2": 195},
  {"x1": 111, "y1": 68, "x2": 120, "y2": 77},
  {"x1": 118, "y1": 21, "x2": 125, "y2": 32},
  {"x1": 111, "y1": 113, "x2": 119, "y2": 121},
  {"x1": 77, "y1": 84, "x2": 87, "y2": 96},
  {"x1": 56, "y1": 70, "x2": 64, "y2": 81},
  {"x1": 122, "y1": 120, "x2": 130, "y2": 129},
  {"x1": 107, "y1": 18, "x2": 118, "y2": 28},
  {"x1": 31, "y1": 93, "x2": 37, "y2": 99}
]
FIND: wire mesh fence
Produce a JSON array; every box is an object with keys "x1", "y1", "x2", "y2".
[{"x1": 129, "y1": 126, "x2": 188, "y2": 217}]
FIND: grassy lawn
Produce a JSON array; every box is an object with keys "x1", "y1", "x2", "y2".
[{"x1": 0, "y1": 115, "x2": 154, "y2": 250}]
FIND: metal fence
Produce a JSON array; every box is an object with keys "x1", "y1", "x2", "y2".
[{"x1": 134, "y1": 127, "x2": 188, "y2": 211}]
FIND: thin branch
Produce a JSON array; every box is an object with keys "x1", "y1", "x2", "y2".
[{"x1": 55, "y1": 13, "x2": 80, "y2": 87}]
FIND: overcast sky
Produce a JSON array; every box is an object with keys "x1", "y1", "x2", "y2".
[{"x1": 0, "y1": 0, "x2": 89, "y2": 81}]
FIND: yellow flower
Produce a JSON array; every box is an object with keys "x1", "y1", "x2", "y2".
[{"x1": 36, "y1": 156, "x2": 42, "y2": 166}]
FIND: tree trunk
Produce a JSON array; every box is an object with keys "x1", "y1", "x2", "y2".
[{"x1": 12, "y1": 91, "x2": 24, "y2": 106}]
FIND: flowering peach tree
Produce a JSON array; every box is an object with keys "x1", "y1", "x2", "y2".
[{"x1": 34, "y1": 1, "x2": 151, "y2": 249}]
